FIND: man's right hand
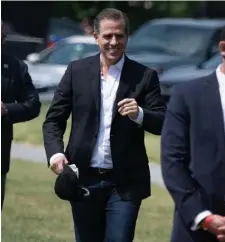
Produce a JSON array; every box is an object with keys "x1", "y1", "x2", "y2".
[
  {"x1": 50, "y1": 155, "x2": 68, "y2": 175},
  {"x1": 201, "y1": 215, "x2": 225, "y2": 235}
]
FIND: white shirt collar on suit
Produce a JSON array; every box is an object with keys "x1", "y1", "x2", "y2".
[{"x1": 216, "y1": 64, "x2": 225, "y2": 88}]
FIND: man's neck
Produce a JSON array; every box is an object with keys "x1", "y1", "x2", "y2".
[{"x1": 100, "y1": 54, "x2": 123, "y2": 71}]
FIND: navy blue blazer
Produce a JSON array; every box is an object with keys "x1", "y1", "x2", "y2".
[
  {"x1": 161, "y1": 72, "x2": 225, "y2": 242},
  {"x1": 1, "y1": 52, "x2": 41, "y2": 174}
]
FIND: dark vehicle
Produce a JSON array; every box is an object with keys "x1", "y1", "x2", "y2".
[
  {"x1": 159, "y1": 53, "x2": 222, "y2": 102},
  {"x1": 2, "y1": 21, "x2": 44, "y2": 60},
  {"x1": 127, "y1": 18, "x2": 225, "y2": 73},
  {"x1": 2, "y1": 2, "x2": 53, "y2": 59},
  {"x1": 2, "y1": 17, "x2": 84, "y2": 60},
  {"x1": 47, "y1": 17, "x2": 84, "y2": 47}
]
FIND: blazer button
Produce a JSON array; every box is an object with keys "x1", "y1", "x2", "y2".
[
  {"x1": 110, "y1": 134, "x2": 114, "y2": 137},
  {"x1": 94, "y1": 133, "x2": 97, "y2": 138}
]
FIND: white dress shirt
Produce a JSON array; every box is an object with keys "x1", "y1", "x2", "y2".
[
  {"x1": 90, "y1": 55, "x2": 123, "y2": 168},
  {"x1": 50, "y1": 55, "x2": 144, "y2": 168},
  {"x1": 191, "y1": 64, "x2": 225, "y2": 230}
]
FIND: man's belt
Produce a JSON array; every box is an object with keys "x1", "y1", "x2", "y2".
[{"x1": 89, "y1": 167, "x2": 112, "y2": 174}]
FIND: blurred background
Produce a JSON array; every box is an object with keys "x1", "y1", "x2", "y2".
[{"x1": 2, "y1": 1, "x2": 225, "y2": 102}]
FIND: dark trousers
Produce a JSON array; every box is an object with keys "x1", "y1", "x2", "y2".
[
  {"x1": 1, "y1": 174, "x2": 7, "y2": 210},
  {"x1": 70, "y1": 170, "x2": 142, "y2": 242}
]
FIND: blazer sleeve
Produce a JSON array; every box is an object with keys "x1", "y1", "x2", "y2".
[
  {"x1": 142, "y1": 70, "x2": 166, "y2": 135},
  {"x1": 5, "y1": 61, "x2": 41, "y2": 123},
  {"x1": 42, "y1": 63, "x2": 73, "y2": 165},
  {"x1": 161, "y1": 84, "x2": 209, "y2": 229}
]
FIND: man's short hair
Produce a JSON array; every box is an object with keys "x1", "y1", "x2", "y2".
[
  {"x1": 220, "y1": 26, "x2": 225, "y2": 41},
  {"x1": 94, "y1": 8, "x2": 129, "y2": 35}
]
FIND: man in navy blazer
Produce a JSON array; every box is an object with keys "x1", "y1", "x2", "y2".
[
  {"x1": 161, "y1": 27, "x2": 225, "y2": 242},
  {"x1": 1, "y1": 21, "x2": 41, "y2": 210}
]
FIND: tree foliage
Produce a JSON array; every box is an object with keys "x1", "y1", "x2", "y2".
[{"x1": 52, "y1": 1, "x2": 203, "y2": 33}]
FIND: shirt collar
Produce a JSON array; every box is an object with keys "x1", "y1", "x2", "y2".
[
  {"x1": 112, "y1": 54, "x2": 125, "y2": 71},
  {"x1": 216, "y1": 64, "x2": 225, "y2": 88}
]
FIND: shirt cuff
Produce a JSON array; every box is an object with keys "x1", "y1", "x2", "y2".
[
  {"x1": 129, "y1": 106, "x2": 144, "y2": 125},
  {"x1": 191, "y1": 210, "x2": 212, "y2": 231},
  {"x1": 50, "y1": 153, "x2": 65, "y2": 166}
]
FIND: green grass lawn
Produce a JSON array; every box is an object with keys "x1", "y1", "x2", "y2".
[
  {"x1": 14, "y1": 103, "x2": 161, "y2": 163},
  {"x1": 2, "y1": 160, "x2": 173, "y2": 242}
]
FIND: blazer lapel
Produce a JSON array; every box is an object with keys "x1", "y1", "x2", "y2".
[
  {"x1": 204, "y1": 72, "x2": 225, "y2": 152},
  {"x1": 89, "y1": 54, "x2": 101, "y2": 117},
  {"x1": 112, "y1": 56, "x2": 133, "y2": 121}
]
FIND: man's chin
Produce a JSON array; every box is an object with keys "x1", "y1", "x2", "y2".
[{"x1": 107, "y1": 54, "x2": 123, "y2": 62}]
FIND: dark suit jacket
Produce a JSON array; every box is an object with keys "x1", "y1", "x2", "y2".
[
  {"x1": 161, "y1": 72, "x2": 225, "y2": 242},
  {"x1": 1, "y1": 53, "x2": 41, "y2": 174},
  {"x1": 43, "y1": 54, "x2": 166, "y2": 200}
]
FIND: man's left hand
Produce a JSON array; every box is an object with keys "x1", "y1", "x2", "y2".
[
  {"x1": 217, "y1": 222, "x2": 225, "y2": 241},
  {"x1": 1, "y1": 102, "x2": 7, "y2": 116},
  {"x1": 118, "y1": 98, "x2": 139, "y2": 120}
]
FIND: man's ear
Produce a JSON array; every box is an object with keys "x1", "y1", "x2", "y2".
[
  {"x1": 219, "y1": 41, "x2": 225, "y2": 56},
  {"x1": 93, "y1": 32, "x2": 99, "y2": 45}
]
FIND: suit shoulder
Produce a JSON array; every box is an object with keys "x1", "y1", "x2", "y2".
[
  {"x1": 2, "y1": 52, "x2": 27, "y2": 76},
  {"x1": 2, "y1": 52, "x2": 19, "y2": 67},
  {"x1": 173, "y1": 73, "x2": 214, "y2": 95}
]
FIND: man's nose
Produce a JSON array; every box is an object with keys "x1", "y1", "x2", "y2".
[{"x1": 110, "y1": 36, "x2": 118, "y2": 45}]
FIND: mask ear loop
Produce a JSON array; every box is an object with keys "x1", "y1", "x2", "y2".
[
  {"x1": 68, "y1": 164, "x2": 90, "y2": 197},
  {"x1": 80, "y1": 186, "x2": 90, "y2": 197}
]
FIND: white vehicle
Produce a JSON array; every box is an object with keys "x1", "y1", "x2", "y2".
[{"x1": 25, "y1": 35, "x2": 99, "y2": 92}]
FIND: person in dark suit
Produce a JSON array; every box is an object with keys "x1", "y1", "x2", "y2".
[
  {"x1": 1, "y1": 21, "x2": 41, "y2": 209},
  {"x1": 43, "y1": 8, "x2": 166, "y2": 242},
  {"x1": 161, "y1": 26, "x2": 225, "y2": 242}
]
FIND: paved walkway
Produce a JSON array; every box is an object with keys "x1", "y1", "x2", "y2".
[{"x1": 11, "y1": 142, "x2": 165, "y2": 187}]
